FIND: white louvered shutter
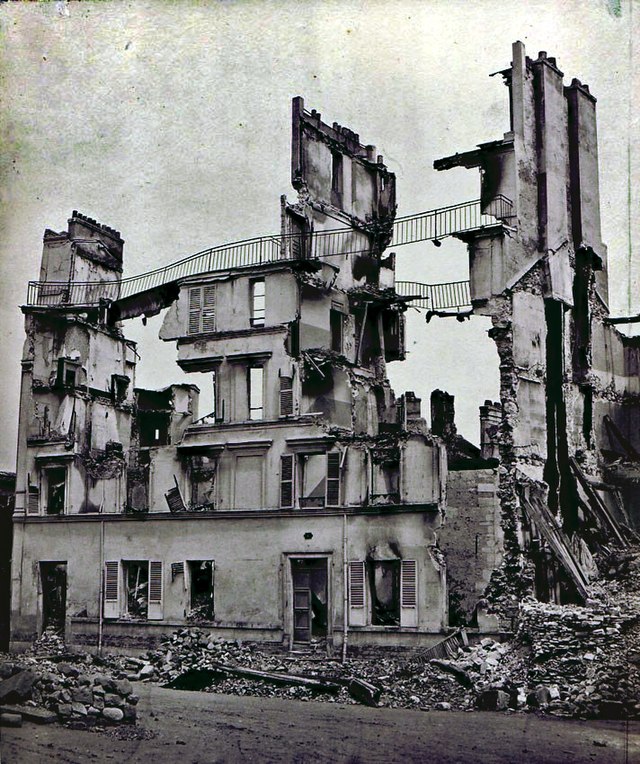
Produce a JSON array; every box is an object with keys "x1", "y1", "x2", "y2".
[
  {"x1": 280, "y1": 454, "x2": 295, "y2": 508},
  {"x1": 348, "y1": 561, "x2": 366, "y2": 626},
  {"x1": 326, "y1": 452, "x2": 340, "y2": 507},
  {"x1": 400, "y1": 559, "x2": 418, "y2": 627},
  {"x1": 202, "y1": 285, "x2": 216, "y2": 333},
  {"x1": 188, "y1": 287, "x2": 202, "y2": 335},
  {"x1": 104, "y1": 561, "x2": 120, "y2": 619},
  {"x1": 148, "y1": 561, "x2": 164, "y2": 620}
]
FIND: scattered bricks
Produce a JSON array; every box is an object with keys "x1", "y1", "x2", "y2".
[
  {"x1": 113, "y1": 678, "x2": 133, "y2": 697},
  {"x1": 71, "y1": 687, "x2": 93, "y2": 705},
  {"x1": 0, "y1": 713, "x2": 22, "y2": 727},
  {"x1": 103, "y1": 693, "x2": 125, "y2": 708},
  {"x1": 477, "y1": 688, "x2": 510, "y2": 711},
  {"x1": 57, "y1": 663, "x2": 80, "y2": 679},
  {"x1": 434, "y1": 701, "x2": 451, "y2": 710},
  {"x1": 102, "y1": 707, "x2": 124, "y2": 723},
  {"x1": 139, "y1": 665, "x2": 157, "y2": 680}
]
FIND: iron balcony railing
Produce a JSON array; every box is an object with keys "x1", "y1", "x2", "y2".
[
  {"x1": 25, "y1": 196, "x2": 512, "y2": 308},
  {"x1": 395, "y1": 280, "x2": 471, "y2": 312}
]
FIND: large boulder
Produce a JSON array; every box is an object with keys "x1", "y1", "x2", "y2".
[{"x1": 0, "y1": 670, "x2": 37, "y2": 704}]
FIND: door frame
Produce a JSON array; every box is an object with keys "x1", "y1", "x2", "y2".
[
  {"x1": 283, "y1": 553, "x2": 332, "y2": 651},
  {"x1": 38, "y1": 560, "x2": 68, "y2": 637}
]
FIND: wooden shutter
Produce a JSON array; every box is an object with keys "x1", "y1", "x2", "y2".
[
  {"x1": 188, "y1": 287, "x2": 202, "y2": 335},
  {"x1": 348, "y1": 561, "x2": 366, "y2": 626},
  {"x1": 400, "y1": 559, "x2": 418, "y2": 627},
  {"x1": 280, "y1": 454, "x2": 295, "y2": 508},
  {"x1": 104, "y1": 561, "x2": 120, "y2": 619},
  {"x1": 279, "y1": 376, "x2": 293, "y2": 416},
  {"x1": 326, "y1": 452, "x2": 340, "y2": 506},
  {"x1": 165, "y1": 477, "x2": 186, "y2": 512},
  {"x1": 27, "y1": 485, "x2": 39, "y2": 515},
  {"x1": 148, "y1": 561, "x2": 163, "y2": 620},
  {"x1": 202, "y1": 285, "x2": 216, "y2": 333}
]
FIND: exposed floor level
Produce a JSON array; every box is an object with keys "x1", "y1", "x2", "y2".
[{"x1": 1, "y1": 684, "x2": 638, "y2": 764}]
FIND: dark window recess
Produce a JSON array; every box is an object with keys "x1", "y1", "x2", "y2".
[
  {"x1": 56, "y1": 358, "x2": 80, "y2": 389},
  {"x1": 138, "y1": 411, "x2": 170, "y2": 446},
  {"x1": 287, "y1": 320, "x2": 300, "y2": 357},
  {"x1": 280, "y1": 454, "x2": 295, "y2": 508},
  {"x1": 45, "y1": 466, "x2": 66, "y2": 514},
  {"x1": 125, "y1": 561, "x2": 149, "y2": 619},
  {"x1": 280, "y1": 376, "x2": 294, "y2": 416},
  {"x1": 40, "y1": 562, "x2": 67, "y2": 635},
  {"x1": 330, "y1": 309, "x2": 343, "y2": 354},
  {"x1": 188, "y1": 560, "x2": 214, "y2": 621},
  {"x1": 326, "y1": 452, "x2": 341, "y2": 506},
  {"x1": 331, "y1": 150, "x2": 343, "y2": 208},
  {"x1": 382, "y1": 310, "x2": 405, "y2": 361},
  {"x1": 111, "y1": 374, "x2": 129, "y2": 403},
  {"x1": 250, "y1": 279, "x2": 266, "y2": 327},
  {"x1": 369, "y1": 560, "x2": 400, "y2": 626}
]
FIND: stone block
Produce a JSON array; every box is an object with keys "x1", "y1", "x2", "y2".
[
  {"x1": 0, "y1": 712, "x2": 22, "y2": 727},
  {"x1": 0, "y1": 671, "x2": 36, "y2": 704},
  {"x1": 102, "y1": 707, "x2": 124, "y2": 723}
]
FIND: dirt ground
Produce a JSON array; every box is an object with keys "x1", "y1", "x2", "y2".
[{"x1": 1, "y1": 683, "x2": 638, "y2": 764}]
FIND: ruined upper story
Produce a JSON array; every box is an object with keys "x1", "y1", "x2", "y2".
[{"x1": 435, "y1": 41, "x2": 607, "y2": 310}]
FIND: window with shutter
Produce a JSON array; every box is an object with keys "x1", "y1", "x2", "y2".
[
  {"x1": 279, "y1": 376, "x2": 294, "y2": 416},
  {"x1": 326, "y1": 452, "x2": 340, "y2": 506},
  {"x1": 202, "y1": 285, "x2": 216, "y2": 332},
  {"x1": 188, "y1": 287, "x2": 202, "y2": 335},
  {"x1": 280, "y1": 454, "x2": 295, "y2": 508},
  {"x1": 104, "y1": 561, "x2": 120, "y2": 619},
  {"x1": 348, "y1": 560, "x2": 366, "y2": 626},
  {"x1": 148, "y1": 561, "x2": 163, "y2": 620},
  {"x1": 27, "y1": 486, "x2": 39, "y2": 515},
  {"x1": 400, "y1": 559, "x2": 418, "y2": 627}
]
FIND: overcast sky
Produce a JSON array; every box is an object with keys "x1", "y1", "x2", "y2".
[{"x1": 0, "y1": 0, "x2": 637, "y2": 472}]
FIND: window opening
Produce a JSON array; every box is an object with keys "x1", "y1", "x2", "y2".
[
  {"x1": 44, "y1": 466, "x2": 66, "y2": 515},
  {"x1": 331, "y1": 151, "x2": 343, "y2": 207},
  {"x1": 40, "y1": 562, "x2": 67, "y2": 635},
  {"x1": 279, "y1": 375, "x2": 294, "y2": 416},
  {"x1": 188, "y1": 560, "x2": 214, "y2": 621},
  {"x1": 124, "y1": 560, "x2": 149, "y2": 619},
  {"x1": 251, "y1": 279, "x2": 265, "y2": 327},
  {"x1": 330, "y1": 309, "x2": 343, "y2": 354},
  {"x1": 369, "y1": 560, "x2": 400, "y2": 626},
  {"x1": 248, "y1": 365, "x2": 264, "y2": 420}
]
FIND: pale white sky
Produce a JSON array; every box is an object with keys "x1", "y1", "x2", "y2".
[{"x1": 0, "y1": 0, "x2": 637, "y2": 471}]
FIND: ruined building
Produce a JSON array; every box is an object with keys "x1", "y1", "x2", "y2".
[
  {"x1": 10, "y1": 98, "x2": 448, "y2": 653},
  {"x1": 9, "y1": 42, "x2": 640, "y2": 654}
]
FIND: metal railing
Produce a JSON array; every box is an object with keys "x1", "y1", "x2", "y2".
[
  {"x1": 25, "y1": 196, "x2": 511, "y2": 308},
  {"x1": 396, "y1": 280, "x2": 471, "y2": 312}
]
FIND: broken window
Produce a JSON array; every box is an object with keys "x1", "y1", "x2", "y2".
[
  {"x1": 111, "y1": 374, "x2": 129, "y2": 403},
  {"x1": 250, "y1": 278, "x2": 265, "y2": 327},
  {"x1": 44, "y1": 466, "x2": 66, "y2": 515},
  {"x1": 187, "y1": 560, "x2": 214, "y2": 621},
  {"x1": 40, "y1": 562, "x2": 67, "y2": 635},
  {"x1": 190, "y1": 454, "x2": 217, "y2": 509},
  {"x1": 382, "y1": 309, "x2": 405, "y2": 362},
  {"x1": 124, "y1": 560, "x2": 149, "y2": 619},
  {"x1": 188, "y1": 284, "x2": 216, "y2": 335},
  {"x1": 56, "y1": 358, "x2": 80, "y2": 389},
  {"x1": 369, "y1": 560, "x2": 401, "y2": 626},
  {"x1": 248, "y1": 365, "x2": 264, "y2": 420},
  {"x1": 196, "y1": 370, "x2": 218, "y2": 423},
  {"x1": 330, "y1": 308, "x2": 343, "y2": 354}
]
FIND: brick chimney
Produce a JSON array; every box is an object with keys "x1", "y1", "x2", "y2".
[
  {"x1": 430, "y1": 390, "x2": 457, "y2": 442},
  {"x1": 479, "y1": 400, "x2": 501, "y2": 460}
]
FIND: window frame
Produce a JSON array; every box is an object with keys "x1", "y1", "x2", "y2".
[
  {"x1": 247, "y1": 364, "x2": 264, "y2": 420},
  {"x1": 250, "y1": 278, "x2": 266, "y2": 327}
]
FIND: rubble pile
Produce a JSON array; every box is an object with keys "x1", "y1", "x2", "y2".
[
  {"x1": 29, "y1": 627, "x2": 66, "y2": 657},
  {"x1": 0, "y1": 653, "x2": 138, "y2": 727}
]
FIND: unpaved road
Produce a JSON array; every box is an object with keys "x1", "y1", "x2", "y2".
[{"x1": 1, "y1": 684, "x2": 638, "y2": 763}]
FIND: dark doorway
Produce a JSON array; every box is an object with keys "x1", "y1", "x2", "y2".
[
  {"x1": 290, "y1": 557, "x2": 328, "y2": 644},
  {"x1": 40, "y1": 562, "x2": 67, "y2": 635}
]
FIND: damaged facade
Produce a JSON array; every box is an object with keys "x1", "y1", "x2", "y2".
[
  {"x1": 10, "y1": 98, "x2": 447, "y2": 653},
  {"x1": 9, "y1": 43, "x2": 640, "y2": 656}
]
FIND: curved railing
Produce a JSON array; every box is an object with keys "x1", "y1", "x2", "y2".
[
  {"x1": 26, "y1": 196, "x2": 511, "y2": 308},
  {"x1": 396, "y1": 280, "x2": 471, "y2": 311}
]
